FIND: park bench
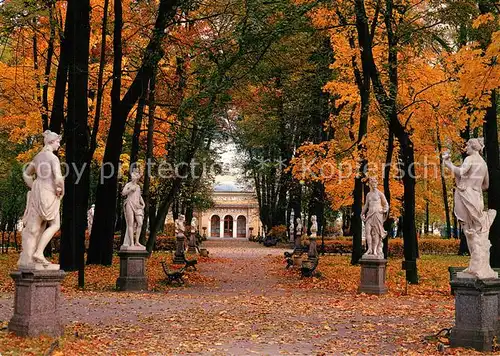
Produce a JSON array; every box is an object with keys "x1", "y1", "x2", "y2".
[
  {"x1": 184, "y1": 258, "x2": 198, "y2": 271},
  {"x1": 161, "y1": 261, "x2": 186, "y2": 285},
  {"x1": 263, "y1": 237, "x2": 278, "y2": 247},
  {"x1": 301, "y1": 257, "x2": 319, "y2": 278}
]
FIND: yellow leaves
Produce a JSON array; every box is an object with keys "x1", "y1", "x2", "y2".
[{"x1": 472, "y1": 13, "x2": 496, "y2": 29}]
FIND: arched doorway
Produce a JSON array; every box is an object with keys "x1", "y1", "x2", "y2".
[
  {"x1": 237, "y1": 216, "x2": 246, "y2": 238},
  {"x1": 224, "y1": 215, "x2": 233, "y2": 237},
  {"x1": 211, "y1": 215, "x2": 220, "y2": 237}
]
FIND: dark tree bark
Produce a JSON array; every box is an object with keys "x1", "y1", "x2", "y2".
[
  {"x1": 383, "y1": 129, "x2": 394, "y2": 258},
  {"x1": 88, "y1": 0, "x2": 110, "y2": 164},
  {"x1": 59, "y1": 0, "x2": 91, "y2": 290},
  {"x1": 41, "y1": 2, "x2": 55, "y2": 132},
  {"x1": 139, "y1": 70, "x2": 157, "y2": 244},
  {"x1": 130, "y1": 90, "x2": 148, "y2": 170},
  {"x1": 354, "y1": 0, "x2": 418, "y2": 282},
  {"x1": 88, "y1": 0, "x2": 180, "y2": 265},
  {"x1": 436, "y1": 124, "x2": 451, "y2": 238},
  {"x1": 49, "y1": 4, "x2": 71, "y2": 134},
  {"x1": 484, "y1": 91, "x2": 500, "y2": 267}
]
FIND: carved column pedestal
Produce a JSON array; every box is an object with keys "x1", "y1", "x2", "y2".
[
  {"x1": 116, "y1": 250, "x2": 148, "y2": 291},
  {"x1": 358, "y1": 258, "x2": 388, "y2": 295},
  {"x1": 9, "y1": 269, "x2": 66, "y2": 337},
  {"x1": 450, "y1": 278, "x2": 500, "y2": 351},
  {"x1": 187, "y1": 231, "x2": 197, "y2": 254},
  {"x1": 173, "y1": 233, "x2": 186, "y2": 264}
]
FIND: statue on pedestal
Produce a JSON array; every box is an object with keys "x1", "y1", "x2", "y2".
[
  {"x1": 294, "y1": 217, "x2": 303, "y2": 250},
  {"x1": 18, "y1": 131, "x2": 64, "y2": 269},
  {"x1": 121, "y1": 168, "x2": 145, "y2": 250},
  {"x1": 289, "y1": 212, "x2": 295, "y2": 242},
  {"x1": 308, "y1": 215, "x2": 318, "y2": 259},
  {"x1": 174, "y1": 214, "x2": 187, "y2": 263},
  {"x1": 361, "y1": 177, "x2": 389, "y2": 260},
  {"x1": 443, "y1": 138, "x2": 497, "y2": 279}
]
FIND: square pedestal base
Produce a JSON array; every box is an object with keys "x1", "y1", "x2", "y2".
[
  {"x1": 116, "y1": 250, "x2": 149, "y2": 291},
  {"x1": 450, "y1": 277, "x2": 500, "y2": 351},
  {"x1": 358, "y1": 258, "x2": 388, "y2": 295},
  {"x1": 9, "y1": 269, "x2": 66, "y2": 337}
]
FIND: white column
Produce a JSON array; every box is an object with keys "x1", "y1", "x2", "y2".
[
  {"x1": 233, "y1": 217, "x2": 237, "y2": 238},
  {"x1": 220, "y1": 217, "x2": 224, "y2": 238},
  {"x1": 208, "y1": 217, "x2": 211, "y2": 238}
]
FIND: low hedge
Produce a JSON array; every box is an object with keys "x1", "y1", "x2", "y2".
[{"x1": 316, "y1": 238, "x2": 460, "y2": 257}]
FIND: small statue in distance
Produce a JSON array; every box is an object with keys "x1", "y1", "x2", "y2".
[
  {"x1": 289, "y1": 212, "x2": 295, "y2": 242},
  {"x1": 191, "y1": 217, "x2": 198, "y2": 233},
  {"x1": 310, "y1": 215, "x2": 318, "y2": 238},
  {"x1": 361, "y1": 177, "x2": 389, "y2": 259},
  {"x1": 443, "y1": 138, "x2": 497, "y2": 279},
  {"x1": 18, "y1": 130, "x2": 64, "y2": 269},
  {"x1": 175, "y1": 214, "x2": 186, "y2": 237},
  {"x1": 121, "y1": 168, "x2": 145, "y2": 250}
]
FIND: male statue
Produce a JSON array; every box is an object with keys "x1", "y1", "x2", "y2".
[
  {"x1": 121, "y1": 168, "x2": 146, "y2": 250},
  {"x1": 19, "y1": 130, "x2": 64, "y2": 269},
  {"x1": 443, "y1": 138, "x2": 497, "y2": 279}
]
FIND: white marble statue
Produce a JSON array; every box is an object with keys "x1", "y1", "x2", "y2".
[
  {"x1": 289, "y1": 212, "x2": 295, "y2": 242},
  {"x1": 18, "y1": 130, "x2": 64, "y2": 269},
  {"x1": 361, "y1": 177, "x2": 389, "y2": 259},
  {"x1": 87, "y1": 204, "x2": 95, "y2": 232},
  {"x1": 121, "y1": 168, "x2": 145, "y2": 250},
  {"x1": 191, "y1": 217, "x2": 198, "y2": 233},
  {"x1": 443, "y1": 138, "x2": 497, "y2": 279},
  {"x1": 175, "y1": 214, "x2": 186, "y2": 236},
  {"x1": 296, "y1": 218, "x2": 303, "y2": 237},
  {"x1": 310, "y1": 215, "x2": 318, "y2": 238}
]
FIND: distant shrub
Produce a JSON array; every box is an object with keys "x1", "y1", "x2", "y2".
[
  {"x1": 268, "y1": 225, "x2": 287, "y2": 242},
  {"x1": 320, "y1": 238, "x2": 460, "y2": 256}
]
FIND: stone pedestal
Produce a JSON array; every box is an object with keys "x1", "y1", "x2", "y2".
[
  {"x1": 450, "y1": 277, "x2": 500, "y2": 351},
  {"x1": 116, "y1": 250, "x2": 149, "y2": 291},
  {"x1": 294, "y1": 234, "x2": 302, "y2": 251},
  {"x1": 358, "y1": 258, "x2": 388, "y2": 295},
  {"x1": 9, "y1": 269, "x2": 66, "y2": 337},
  {"x1": 187, "y1": 231, "x2": 197, "y2": 254},
  {"x1": 173, "y1": 233, "x2": 186, "y2": 264},
  {"x1": 308, "y1": 237, "x2": 318, "y2": 260}
]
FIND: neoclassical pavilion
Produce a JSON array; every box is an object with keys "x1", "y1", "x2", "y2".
[{"x1": 196, "y1": 183, "x2": 261, "y2": 238}]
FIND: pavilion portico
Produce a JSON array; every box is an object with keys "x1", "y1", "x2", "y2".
[{"x1": 196, "y1": 184, "x2": 260, "y2": 239}]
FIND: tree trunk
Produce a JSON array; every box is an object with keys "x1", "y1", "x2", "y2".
[
  {"x1": 139, "y1": 70, "x2": 157, "y2": 245},
  {"x1": 130, "y1": 90, "x2": 148, "y2": 170},
  {"x1": 88, "y1": 0, "x2": 109, "y2": 163},
  {"x1": 383, "y1": 129, "x2": 394, "y2": 258},
  {"x1": 436, "y1": 125, "x2": 451, "y2": 238},
  {"x1": 41, "y1": 3, "x2": 55, "y2": 132},
  {"x1": 59, "y1": 0, "x2": 91, "y2": 291},
  {"x1": 88, "y1": 0, "x2": 180, "y2": 265},
  {"x1": 49, "y1": 4, "x2": 71, "y2": 134},
  {"x1": 484, "y1": 91, "x2": 500, "y2": 267}
]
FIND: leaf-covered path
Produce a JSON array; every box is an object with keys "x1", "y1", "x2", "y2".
[{"x1": 0, "y1": 240, "x2": 474, "y2": 355}]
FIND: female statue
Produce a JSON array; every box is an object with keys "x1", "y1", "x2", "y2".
[
  {"x1": 443, "y1": 138, "x2": 497, "y2": 279},
  {"x1": 310, "y1": 215, "x2": 318, "y2": 238},
  {"x1": 361, "y1": 177, "x2": 389, "y2": 259},
  {"x1": 19, "y1": 131, "x2": 64, "y2": 268},
  {"x1": 121, "y1": 168, "x2": 145, "y2": 249}
]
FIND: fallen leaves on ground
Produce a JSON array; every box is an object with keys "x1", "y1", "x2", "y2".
[{"x1": 0, "y1": 242, "x2": 491, "y2": 355}]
